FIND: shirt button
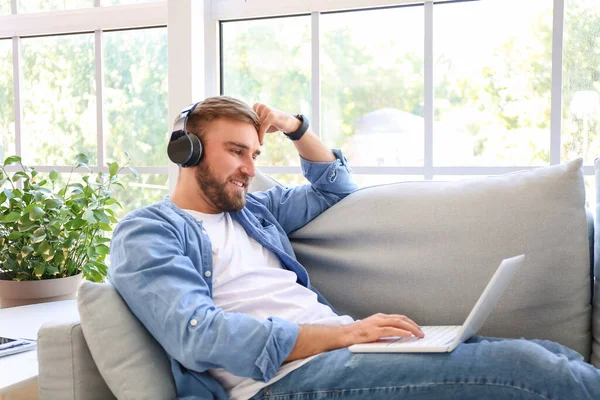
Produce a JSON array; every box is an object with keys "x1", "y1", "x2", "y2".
[
  {"x1": 190, "y1": 319, "x2": 198, "y2": 327},
  {"x1": 204, "y1": 270, "x2": 212, "y2": 277}
]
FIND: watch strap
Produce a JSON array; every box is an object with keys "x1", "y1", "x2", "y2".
[{"x1": 283, "y1": 114, "x2": 309, "y2": 141}]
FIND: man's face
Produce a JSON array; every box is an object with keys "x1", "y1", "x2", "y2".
[{"x1": 194, "y1": 118, "x2": 261, "y2": 213}]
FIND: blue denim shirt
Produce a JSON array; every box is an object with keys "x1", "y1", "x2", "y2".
[{"x1": 108, "y1": 149, "x2": 358, "y2": 399}]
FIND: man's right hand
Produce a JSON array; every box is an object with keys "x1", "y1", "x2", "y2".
[{"x1": 285, "y1": 313, "x2": 424, "y2": 362}]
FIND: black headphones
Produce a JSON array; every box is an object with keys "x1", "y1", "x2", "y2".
[{"x1": 167, "y1": 102, "x2": 203, "y2": 167}]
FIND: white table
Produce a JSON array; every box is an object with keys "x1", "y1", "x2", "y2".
[{"x1": 0, "y1": 300, "x2": 79, "y2": 397}]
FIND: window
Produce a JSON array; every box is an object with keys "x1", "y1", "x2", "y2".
[
  {"x1": 4, "y1": 2, "x2": 168, "y2": 217},
  {"x1": 0, "y1": 39, "x2": 13, "y2": 161},
  {"x1": 21, "y1": 33, "x2": 96, "y2": 165},
  {"x1": 434, "y1": 0, "x2": 553, "y2": 166},
  {"x1": 321, "y1": 6, "x2": 424, "y2": 167},
  {"x1": 217, "y1": 0, "x2": 598, "y2": 212},
  {"x1": 562, "y1": 0, "x2": 600, "y2": 165},
  {"x1": 221, "y1": 16, "x2": 311, "y2": 167},
  {"x1": 104, "y1": 28, "x2": 168, "y2": 167}
]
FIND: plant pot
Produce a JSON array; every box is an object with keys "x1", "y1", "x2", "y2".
[{"x1": 0, "y1": 273, "x2": 83, "y2": 309}]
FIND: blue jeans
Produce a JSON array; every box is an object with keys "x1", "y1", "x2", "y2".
[{"x1": 250, "y1": 336, "x2": 600, "y2": 399}]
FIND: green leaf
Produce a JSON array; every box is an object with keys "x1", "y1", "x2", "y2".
[
  {"x1": 49, "y1": 169, "x2": 58, "y2": 181},
  {"x1": 82, "y1": 209, "x2": 96, "y2": 223},
  {"x1": 12, "y1": 171, "x2": 29, "y2": 182},
  {"x1": 3, "y1": 189, "x2": 14, "y2": 200},
  {"x1": 38, "y1": 240, "x2": 51, "y2": 256},
  {"x1": 32, "y1": 227, "x2": 46, "y2": 243},
  {"x1": 0, "y1": 192, "x2": 6, "y2": 204},
  {"x1": 28, "y1": 205, "x2": 45, "y2": 220},
  {"x1": 66, "y1": 218, "x2": 86, "y2": 230},
  {"x1": 3, "y1": 156, "x2": 21, "y2": 166},
  {"x1": 21, "y1": 245, "x2": 34, "y2": 254},
  {"x1": 74, "y1": 153, "x2": 89, "y2": 165},
  {"x1": 8, "y1": 231, "x2": 23, "y2": 240},
  {"x1": 108, "y1": 162, "x2": 119, "y2": 178},
  {"x1": 46, "y1": 266, "x2": 60, "y2": 276},
  {"x1": 98, "y1": 222, "x2": 112, "y2": 231},
  {"x1": 128, "y1": 166, "x2": 140, "y2": 179},
  {"x1": 93, "y1": 210, "x2": 110, "y2": 224},
  {"x1": 44, "y1": 198, "x2": 62, "y2": 209},
  {"x1": 34, "y1": 262, "x2": 46, "y2": 278},
  {"x1": 2, "y1": 211, "x2": 21, "y2": 223},
  {"x1": 95, "y1": 244, "x2": 110, "y2": 255}
]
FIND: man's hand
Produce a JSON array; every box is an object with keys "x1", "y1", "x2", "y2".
[
  {"x1": 285, "y1": 313, "x2": 424, "y2": 362},
  {"x1": 342, "y1": 313, "x2": 424, "y2": 346},
  {"x1": 253, "y1": 103, "x2": 301, "y2": 146}
]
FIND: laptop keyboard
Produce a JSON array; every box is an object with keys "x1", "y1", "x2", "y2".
[{"x1": 386, "y1": 325, "x2": 460, "y2": 348}]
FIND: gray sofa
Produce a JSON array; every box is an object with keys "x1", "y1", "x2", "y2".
[{"x1": 37, "y1": 158, "x2": 600, "y2": 400}]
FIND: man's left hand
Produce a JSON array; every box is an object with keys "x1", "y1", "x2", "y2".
[{"x1": 253, "y1": 103, "x2": 302, "y2": 146}]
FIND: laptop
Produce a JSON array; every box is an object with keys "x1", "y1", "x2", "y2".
[{"x1": 349, "y1": 254, "x2": 525, "y2": 353}]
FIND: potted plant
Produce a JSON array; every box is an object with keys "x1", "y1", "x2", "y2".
[{"x1": 0, "y1": 153, "x2": 136, "y2": 308}]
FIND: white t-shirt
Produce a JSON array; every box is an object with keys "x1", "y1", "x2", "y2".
[{"x1": 184, "y1": 210, "x2": 354, "y2": 400}]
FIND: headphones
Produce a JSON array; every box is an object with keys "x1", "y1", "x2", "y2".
[{"x1": 167, "y1": 102, "x2": 203, "y2": 167}]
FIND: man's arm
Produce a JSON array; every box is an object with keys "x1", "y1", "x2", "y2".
[{"x1": 285, "y1": 314, "x2": 425, "y2": 362}]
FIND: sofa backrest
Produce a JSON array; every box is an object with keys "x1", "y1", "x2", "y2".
[{"x1": 290, "y1": 158, "x2": 596, "y2": 362}]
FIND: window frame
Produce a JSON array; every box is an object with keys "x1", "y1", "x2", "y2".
[{"x1": 0, "y1": 1, "x2": 168, "y2": 179}]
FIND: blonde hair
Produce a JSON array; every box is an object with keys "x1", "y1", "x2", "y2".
[{"x1": 185, "y1": 96, "x2": 260, "y2": 139}]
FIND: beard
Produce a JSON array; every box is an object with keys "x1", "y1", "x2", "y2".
[{"x1": 195, "y1": 163, "x2": 250, "y2": 212}]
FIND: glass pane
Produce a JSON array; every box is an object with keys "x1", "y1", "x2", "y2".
[
  {"x1": 321, "y1": 6, "x2": 424, "y2": 167},
  {"x1": 562, "y1": 0, "x2": 600, "y2": 165},
  {"x1": 110, "y1": 173, "x2": 168, "y2": 219},
  {"x1": 21, "y1": 34, "x2": 96, "y2": 165},
  {"x1": 104, "y1": 28, "x2": 168, "y2": 167},
  {"x1": 18, "y1": 0, "x2": 93, "y2": 13},
  {"x1": 221, "y1": 16, "x2": 311, "y2": 167},
  {"x1": 0, "y1": 40, "x2": 14, "y2": 161},
  {"x1": 0, "y1": 1, "x2": 11, "y2": 14},
  {"x1": 434, "y1": 0, "x2": 553, "y2": 166}
]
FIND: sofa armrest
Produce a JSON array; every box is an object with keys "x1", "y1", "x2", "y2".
[{"x1": 38, "y1": 320, "x2": 115, "y2": 400}]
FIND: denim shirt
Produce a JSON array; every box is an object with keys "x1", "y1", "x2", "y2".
[{"x1": 108, "y1": 149, "x2": 358, "y2": 399}]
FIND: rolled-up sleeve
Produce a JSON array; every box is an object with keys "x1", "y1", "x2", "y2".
[
  {"x1": 249, "y1": 149, "x2": 358, "y2": 233},
  {"x1": 108, "y1": 211, "x2": 299, "y2": 381}
]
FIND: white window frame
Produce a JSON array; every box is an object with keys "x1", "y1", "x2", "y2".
[{"x1": 0, "y1": 1, "x2": 170, "y2": 179}]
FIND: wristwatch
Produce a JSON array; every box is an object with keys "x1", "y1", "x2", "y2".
[{"x1": 283, "y1": 114, "x2": 309, "y2": 141}]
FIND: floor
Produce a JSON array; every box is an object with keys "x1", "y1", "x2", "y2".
[{"x1": 1, "y1": 382, "x2": 38, "y2": 400}]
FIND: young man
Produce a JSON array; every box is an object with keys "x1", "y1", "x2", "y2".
[{"x1": 109, "y1": 96, "x2": 600, "y2": 399}]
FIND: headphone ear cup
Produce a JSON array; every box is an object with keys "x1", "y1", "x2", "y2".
[{"x1": 186, "y1": 133, "x2": 203, "y2": 167}]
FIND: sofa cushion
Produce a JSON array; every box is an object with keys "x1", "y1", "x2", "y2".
[
  {"x1": 291, "y1": 158, "x2": 593, "y2": 359},
  {"x1": 77, "y1": 281, "x2": 177, "y2": 400},
  {"x1": 593, "y1": 157, "x2": 600, "y2": 368},
  {"x1": 38, "y1": 320, "x2": 116, "y2": 400}
]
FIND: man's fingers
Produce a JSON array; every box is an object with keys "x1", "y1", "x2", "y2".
[
  {"x1": 379, "y1": 328, "x2": 413, "y2": 339},
  {"x1": 372, "y1": 315, "x2": 424, "y2": 337},
  {"x1": 387, "y1": 314, "x2": 422, "y2": 333}
]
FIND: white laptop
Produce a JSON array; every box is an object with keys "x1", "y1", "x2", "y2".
[{"x1": 349, "y1": 254, "x2": 525, "y2": 353}]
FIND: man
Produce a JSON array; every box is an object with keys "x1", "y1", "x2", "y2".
[{"x1": 109, "y1": 96, "x2": 600, "y2": 399}]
